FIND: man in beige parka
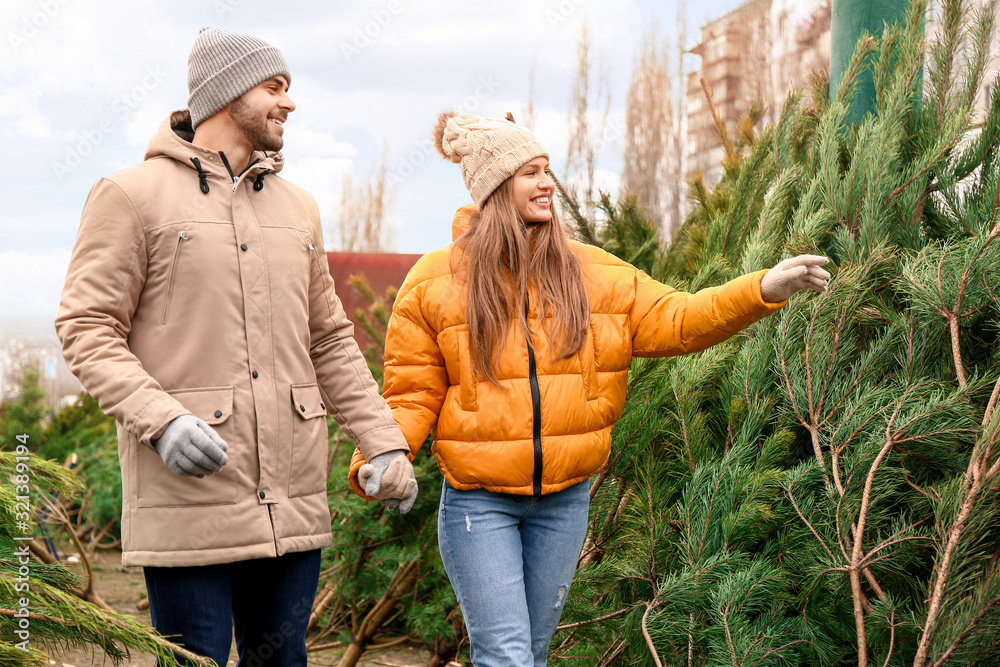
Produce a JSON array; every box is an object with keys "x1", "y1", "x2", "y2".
[{"x1": 55, "y1": 28, "x2": 417, "y2": 667}]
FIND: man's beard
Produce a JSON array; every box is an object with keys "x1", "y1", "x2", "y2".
[{"x1": 229, "y1": 97, "x2": 283, "y2": 152}]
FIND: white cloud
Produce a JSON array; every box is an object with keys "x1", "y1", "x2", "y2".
[
  {"x1": 2, "y1": 0, "x2": 711, "y2": 328},
  {"x1": 529, "y1": 105, "x2": 627, "y2": 178},
  {"x1": 2, "y1": 0, "x2": 189, "y2": 98},
  {"x1": 1, "y1": 85, "x2": 58, "y2": 138},
  {"x1": 593, "y1": 168, "x2": 621, "y2": 196},
  {"x1": 279, "y1": 155, "x2": 355, "y2": 223},
  {"x1": 10, "y1": 114, "x2": 54, "y2": 138},
  {"x1": 124, "y1": 104, "x2": 173, "y2": 147},
  {"x1": 282, "y1": 126, "x2": 357, "y2": 160},
  {"x1": 0, "y1": 249, "x2": 71, "y2": 334}
]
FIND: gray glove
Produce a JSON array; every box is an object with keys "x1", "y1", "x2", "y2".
[
  {"x1": 358, "y1": 450, "x2": 418, "y2": 514},
  {"x1": 760, "y1": 255, "x2": 831, "y2": 302},
  {"x1": 152, "y1": 414, "x2": 229, "y2": 477}
]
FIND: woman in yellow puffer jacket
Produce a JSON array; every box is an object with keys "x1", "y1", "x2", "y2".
[{"x1": 349, "y1": 112, "x2": 830, "y2": 666}]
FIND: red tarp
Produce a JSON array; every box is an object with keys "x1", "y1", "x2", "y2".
[{"x1": 325, "y1": 252, "x2": 423, "y2": 352}]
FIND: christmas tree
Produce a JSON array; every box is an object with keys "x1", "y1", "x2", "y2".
[{"x1": 553, "y1": 0, "x2": 1000, "y2": 664}]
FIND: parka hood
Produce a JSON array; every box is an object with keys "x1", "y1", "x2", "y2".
[
  {"x1": 144, "y1": 110, "x2": 284, "y2": 193},
  {"x1": 452, "y1": 203, "x2": 477, "y2": 241}
]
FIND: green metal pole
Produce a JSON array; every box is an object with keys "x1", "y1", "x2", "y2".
[{"x1": 829, "y1": 0, "x2": 911, "y2": 123}]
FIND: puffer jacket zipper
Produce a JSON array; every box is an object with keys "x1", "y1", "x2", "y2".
[
  {"x1": 161, "y1": 231, "x2": 188, "y2": 324},
  {"x1": 524, "y1": 296, "x2": 543, "y2": 498}
]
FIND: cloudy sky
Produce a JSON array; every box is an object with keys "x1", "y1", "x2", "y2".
[{"x1": 0, "y1": 0, "x2": 747, "y2": 337}]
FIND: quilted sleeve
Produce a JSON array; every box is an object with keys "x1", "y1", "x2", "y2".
[
  {"x1": 629, "y1": 268, "x2": 786, "y2": 357},
  {"x1": 348, "y1": 269, "x2": 448, "y2": 499}
]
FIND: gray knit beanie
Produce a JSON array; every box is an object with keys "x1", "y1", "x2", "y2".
[{"x1": 187, "y1": 27, "x2": 291, "y2": 129}]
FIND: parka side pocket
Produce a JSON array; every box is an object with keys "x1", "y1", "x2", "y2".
[
  {"x1": 136, "y1": 385, "x2": 238, "y2": 508},
  {"x1": 288, "y1": 383, "x2": 329, "y2": 497}
]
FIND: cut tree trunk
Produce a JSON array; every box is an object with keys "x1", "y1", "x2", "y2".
[{"x1": 336, "y1": 558, "x2": 421, "y2": 667}]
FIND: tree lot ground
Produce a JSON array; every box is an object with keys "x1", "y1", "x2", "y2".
[{"x1": 43, "y1": 545, "x2": 434, "y2": 667}]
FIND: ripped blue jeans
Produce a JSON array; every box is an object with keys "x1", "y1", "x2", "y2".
[{"x1": 438, "y1": 478, "x2": 590, "y2": 667}]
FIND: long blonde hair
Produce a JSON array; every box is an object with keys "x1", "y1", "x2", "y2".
[{"x1": 452, "y1": 178, "x2": 591, "y2": 386}]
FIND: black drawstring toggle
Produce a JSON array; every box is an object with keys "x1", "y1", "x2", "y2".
[
  {"x1": 253, "y1": 172, "x2": 266, "y2": 191},
  {"x1": 190, "y1": 157, "x2": 210, "y2": 195}
]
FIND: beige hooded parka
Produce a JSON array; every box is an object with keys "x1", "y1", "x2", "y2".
[{"x1": 56, "y1": 110, "x2": 408, "y2": 567}]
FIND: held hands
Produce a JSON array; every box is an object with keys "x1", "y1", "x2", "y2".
[
  {"x1": 760, "y1": 255, "x2": 832, "y2": 303},
  {"x1": 152, "y1": 414, "x2": 229, "y2": 477},
  {"x1": 358, "y1": 450, "x2": 419, "y2": 514}
]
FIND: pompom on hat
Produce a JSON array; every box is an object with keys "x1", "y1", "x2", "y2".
[
  {"x1": 432, "y1": 111, "x2": 548, "y2": 207},
  {"x1": 187, "y1": 27, "x2": 291, "y2": 129}
]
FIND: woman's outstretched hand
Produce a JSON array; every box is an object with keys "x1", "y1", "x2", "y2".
[{"x1": 760, "y1": 255, "x2": 832, "y2": 303}]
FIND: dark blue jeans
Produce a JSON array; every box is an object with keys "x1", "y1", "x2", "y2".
[{"x1": 143, "y1": 549, "x2": 321, "y2": 667}]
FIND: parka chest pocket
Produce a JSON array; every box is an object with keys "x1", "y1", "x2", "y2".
[
  {"x1": 288, "y1": 383, "x2": 330, "y2": 497},
  {"x1": 136, "y1": 386, "x2": 238, "y2": 508}
]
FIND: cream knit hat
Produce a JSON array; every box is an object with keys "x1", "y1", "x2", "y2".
[
  {"x1": 187, "y1": 27, "x2": 291, "y2": 129},
  {"x1": 432, "y1": 112, "x2": 548, "y2": 207}
]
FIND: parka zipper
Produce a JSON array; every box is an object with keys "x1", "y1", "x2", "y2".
[
  {"x1": 160, "y1": 231, "x2": 188, "y2": 324},
  {"x1": 219, "y1": 151, "x2": 262, "y2": 191},
  {"x1": 524, "y1": 296, "x2": 543, "y2": 498},
  {"x1": 306, "y1": 239, "x2": 318, "y2": 273},
  {"x1": 219, "y1": 151, "x2": 238, "y2": 188}
]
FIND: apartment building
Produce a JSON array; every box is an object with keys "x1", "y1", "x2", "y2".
[{"x1": 686, "y1": 0, "x2": 832, "y2": 187}]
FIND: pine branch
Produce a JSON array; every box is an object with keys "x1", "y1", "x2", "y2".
[
  {"x1": 0, "y1": 607, "x2": 212, "y2": 666},
  {"x1": 882, "y1": 609, "x2": 898, "y2": 667},
  {"x1": 859, "y1": 516, "x2": 933, "y2": 567},
  {"x1": 642, "y1": 600, "x2": 664, "y2": 667},
  {"x1": 550, "y1": 170, "x2": 598, "y2": 246},
  {"x1": 786, "y1": 474, "x2": 838, "y2": 563},
  {"x1": 700, "y1": 77, "x2": 735, "y2": 162},
  {"x1": 555, "y1": 607, "x2": 630, "y2": 631},
  {"x1": 596, "y1": 637, "x2": 628, "y2": 667},
  {"x1": 879, "y1": 132, "x2": 962, "y2": 215},
  {"x1": 850, "y1": 424, "x2": 897, "y2": 667},
  {"x1": 930, "y1": 591, "x2": 1000, "y2": 667},
  {"x1": 914, "y1": 421, "x2": 1000, "y2": 665},
  {"x1": 721, "y1": 599, "x2": 739, "y2": 667}
]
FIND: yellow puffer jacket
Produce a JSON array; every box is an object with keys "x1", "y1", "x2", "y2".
[{"x1": 349, "y1": 204, "x2": 785, "y2": 497}]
